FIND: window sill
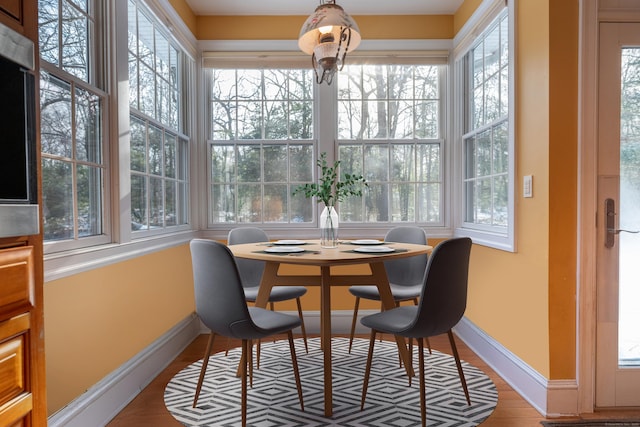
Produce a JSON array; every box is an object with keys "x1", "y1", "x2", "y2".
[
  {"x1": 454, "y1": 227, "x2": 515, "y2": 252},
  {"x1": 44, "y1": 230, "x2": 198, "y2": 282}
]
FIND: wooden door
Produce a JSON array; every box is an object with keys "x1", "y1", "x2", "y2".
[{"x1": 595, "y1": 21, "x2": 640, "y2": 408}]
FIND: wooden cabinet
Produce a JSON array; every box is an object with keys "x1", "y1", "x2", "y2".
[
  {"x1": 0, "y1": 0, "x2": 35, "y2": 39},
  {"x1": 0, "y1": 0, "x2": 21, "y2": 24},
  {"x1": 0, "y1": 313, "x2": 32, "y2": 426},
  {"x1": 0, "y1": 0, "x2": 46, "y2": 425},
  {"x1": 0, "y1": 0, "x2": 23, "y2": 34},
  {"x1": 0, "y1": 247, "x2": 34, "y2": 314},
  {"x1": 0, "y1": 246, "x2": 44, "y2": 427}
]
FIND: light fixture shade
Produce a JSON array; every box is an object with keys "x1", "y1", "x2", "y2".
[
  {"x1": 298, "y1": 2, "x2": 361, "y2": 55},
  {"x1": 313, "y1": 42, "x2": 342, "y2": 67}
]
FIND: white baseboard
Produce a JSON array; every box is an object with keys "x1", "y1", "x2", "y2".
[
  {"x1": 453, "y1": 317, "x2": 578, "y2": 417},
  {"x1": 48, "y1": 310, "x2": 366, "y2": 427},
  {"x1": 47, "y1": 313, "x2": 201, "y2": 427},
  {"x1": 48, "y1": 311, "x2": 579, "y2": 426}
]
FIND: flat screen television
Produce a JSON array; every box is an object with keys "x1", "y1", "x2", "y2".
[{"x1": 0, "y1": 22, "x2": 39, "y2": 238}]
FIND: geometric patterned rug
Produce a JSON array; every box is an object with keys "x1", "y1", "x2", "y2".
[{"x1": 164, "y1": 337, "x2": 498, "y2": 426}]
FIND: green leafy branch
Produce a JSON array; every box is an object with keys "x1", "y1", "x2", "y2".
[{"x1": 292, "y1": 152, "x2": 368, "y2": 208}]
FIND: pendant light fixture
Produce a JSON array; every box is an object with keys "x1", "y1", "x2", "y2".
[{"x1": 298, "y1": 0, "x2": 361, "y2": 85}]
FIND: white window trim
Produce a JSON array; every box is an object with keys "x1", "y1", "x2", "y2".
[
  {"x1": 40, "y1": 64, "x2": 113, "y2": 254},
  {"x1": 39, "y1": 0, "x2": 112, "y2": 254},
  {"x1": 201, "y1": 39, "x2": 456, "y2": 241},
  {"x1": 127, "y1": 0, "x2": 195, "y2": 239},
  {"x1": 452, "y1": 0, "x2": 516, "y2": 252},
  {"x1": 43, "y1": 0, "x2": 200, "y2": 281}
]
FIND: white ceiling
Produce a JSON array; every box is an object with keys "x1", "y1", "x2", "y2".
[{"x1": 184, "y1": 0, "x2": 465, "y2": 16}]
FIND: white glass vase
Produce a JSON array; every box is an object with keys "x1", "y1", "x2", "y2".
[{"x1": 320, "y1": 205, "x2": 339, "y2": 248}]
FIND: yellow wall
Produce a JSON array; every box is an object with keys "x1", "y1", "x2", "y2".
[
  {"x1": 168, "y1": 0, "x2": 196, "y2": 35},
  {"x1": 195, "y1": 15, "x2": 454, "y2": 41},
  {"x1": 466, "y1": 0, "x2": 551, "y2": 376},
  {"x1": 454, "y1": 0, "x2": 483, "y2": 34},
  {"x1": 44, "y1": 245, "x2": 195, "y2": 414},
  {"x1": 44, "y1": 0, "x2": 582, "y2": 415},
  {"x1": 458, "y1": 0, "x2": 578, "y2": 379},
  {"x1": 548, "y1": 0, "x2": 578, "y2": 379}
]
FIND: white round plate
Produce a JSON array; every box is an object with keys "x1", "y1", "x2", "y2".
[
  {"x1": 353, "y1": 246, "x2": 395, "y2": 253},
  {"x1": 264, "y1": 246, "x2": 305, "y2": 253},
  {"x1": 351, "y1": 239, "x2": 384, "y2": 245},
  {"x1": 273, "y1": 240, "x2": 306, "y2": 245}
]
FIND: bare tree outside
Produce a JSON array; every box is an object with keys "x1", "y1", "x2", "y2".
[
  {"x1": 128, "y1": 0, "x2": 189, "y2": 232},
  {"x1": 337, "y1": 64, "x2": 443, "y2": 224},
  {"x1": 39, "y1": 0, "x2": 105, "y2": 242},
  {"x1": 208, "y1": 63, "x2": 444, "y2": 225},
  {"x1": 208, "y1": 68, "x2": 314, "y2": 224},
  {"x1": 463, "y1": 13, "x2": 509, "y2": 228}
]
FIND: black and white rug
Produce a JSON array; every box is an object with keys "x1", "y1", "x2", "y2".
[{"x1": 164, "y1": 337, "x2": 498, "y2": 426}]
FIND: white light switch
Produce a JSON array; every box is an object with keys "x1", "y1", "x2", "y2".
[{"x1": 523, "y1": 175, "x2": 533, "y2": 198}]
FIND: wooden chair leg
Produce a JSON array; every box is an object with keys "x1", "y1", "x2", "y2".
[
  {"x1": 348, "y1": 297, "x2": 360, "y2": 353},
  {"x1": 410, "y1": 298, "x2": 431, "y2": 354},
  {"x1": 193, "y1": 333, "x2": 215, "y2": 408},
  {"x1": 360, "y1": 329, "x2": 377, "y2": 410},
  {"x1": 418, "y1": 338, "x2": 427, "y2": 427},
  {"x1": 379, "y1": 302, "x2": 385, "y2": 342},
  {"x1": 248, "y1": 339, "x2": 254, "y2": 388},
  {"x1": 287, "y1": 331, "x2": 305, "y2": 411},
  {"x1": 448, "y1": 330, "x2": 471, "y2": 405},
  {"x1": 241, "y1": 340, "x2": 249, "y2": 427},
  {"x1": 269, "y1": 302, "x2": 276, "y2": 343},
  {"x1": 408, "y1": 338, "x2": 413, "y2": 385},
  {"x1": 224, "y1": 335, "x2": 231, "y2": 356},
  {"x1": 256, "y1": 339, "x2": 261, "y2": 370},
  {"x1": 296, "y1": 298, "x2": 309, "y2": 353}
]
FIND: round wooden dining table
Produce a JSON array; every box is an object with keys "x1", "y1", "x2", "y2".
[{"x1": 228, "y1": 239, "x2": 432, "y2": 417}]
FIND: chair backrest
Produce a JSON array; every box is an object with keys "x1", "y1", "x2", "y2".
[
  {"x1": 384, "y1": 226, "x2": 429, "y2": 286},
  {"x1": 227, "y1": 227, "x2": 268, "y2": 289},
  {"x1": 410, "y1": 237, "x2": 472, "y2": 338},
  {"x1": 189, "y1": 239, "x2": 257, "y2": 338}
]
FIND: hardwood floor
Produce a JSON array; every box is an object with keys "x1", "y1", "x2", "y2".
[{"x1": 107, "y1": 333, "x2": 639, "y2": 426}]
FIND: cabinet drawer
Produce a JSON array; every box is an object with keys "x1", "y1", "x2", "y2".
[
  {"x1": 0, "y1": 246, "x2": 34, "y2": 313},
  {"x1": 0, "y1": 393, "x2": 31, "y2": 427},
  {"x1": 0, "y1": 313, "x2": 30, "y2": 426},
  {"x1": 0, "y1": 334, "x2": 25, "y2": 408},
  {"x1": 0, "y1": 0, "x2": 22, "y2": 22}
]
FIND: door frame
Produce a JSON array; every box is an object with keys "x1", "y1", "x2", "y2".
[{"x1": 577, "y1": 0, "x2": 640, "y2": 413}]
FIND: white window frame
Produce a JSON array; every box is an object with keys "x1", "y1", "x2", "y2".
[
  {"x1": 127, "y1": 0, "x2": 193, "y2": 238},
  {"x1": 335, "y1": 59, "x2": 448, "y2": 227},
  {"x1": 39, "y1": 0, "x2": 112, "y2": 254},
  {"x1": 202, "y1": 40, "x2": 453, "y2": 240},
  {"x1": 43, "y1": 0, "x2": 199, "y2": 281},
  {"x1": 453, "y1": 0, "x2": 516, "y2": 251}
]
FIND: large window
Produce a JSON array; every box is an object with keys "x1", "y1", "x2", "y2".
[
  {"x1": 128, "y1": 0, "x2": 191, "y2": 233},
  {"x1": 39, "y1": 0, "x2": 109, "y2": 248},
  {"x1": 206, "y1": 60, "x2": 445, "y2": 229},
  {"x1": 207, "y1": 68, "x2": 315, "y2": 225},
  {"x1": 337, "y1": 64, "x2": 444, "y2": 224},
  {"x1": 456, "y1": 4, "x2": 514, "y2": 250}
]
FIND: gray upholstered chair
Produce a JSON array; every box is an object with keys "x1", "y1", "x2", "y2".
[
  {"x1": 359, "y1": 237, "x2": 473, "y2": 427},
  {"x1": 228, "y1": 227, "x2": 309, "y2": 353},
  {"x1": 189, "y1": 239, "x2": 304, "y2": 426},
  {"x1": 347, "y1": 226, "x2": 429, "y2": 353}
]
